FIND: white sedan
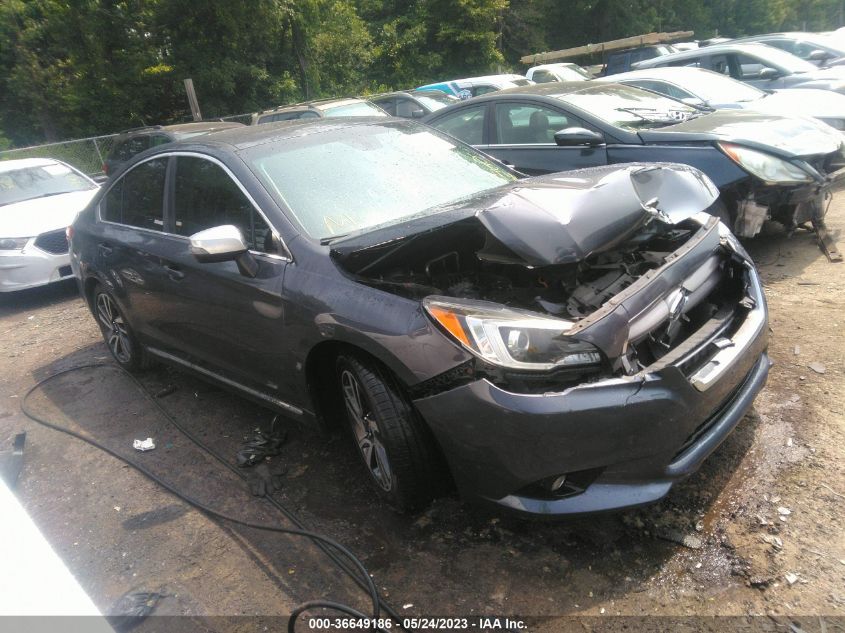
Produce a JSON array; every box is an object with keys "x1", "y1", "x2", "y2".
[
  {"x1": 599, "y1": 66, "x2": 845, "y2": 132},
  {"x1": 0, "y1": 158, "x2": 99, "y2": 292}
]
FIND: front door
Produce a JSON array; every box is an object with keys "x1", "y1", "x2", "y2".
[
  {"x1": 485, "y1": 102, "x2": 608, "y2": 175},
  {"x1": 154, "y1": 154, "x2": 288, "y2": 393}
]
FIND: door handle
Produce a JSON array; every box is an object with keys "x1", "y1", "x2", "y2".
[
  {"x1": 163, "y1": 264, "x2": 185, "y2": 281},
  {"x1": 98, "y1": 243, "x2": 113, "y2": 257}
]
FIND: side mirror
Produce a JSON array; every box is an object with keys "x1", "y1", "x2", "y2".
[
  {"x1": 189, "y1": 224, "x2": 258, "y2": 277},
  {"x1": 554, "y1": 127, "x2": 604, "y2": 147},
  {"x1": 411, "y1": 107, "x2": 426, "y2": 118},
  {"x1": 808, "y1": 49, "x2": 829, "y2": 61},
  {"x1": 759, "y1": 67, "x2": 781, "y2": 80}
]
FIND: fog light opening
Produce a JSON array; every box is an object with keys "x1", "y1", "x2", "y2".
[{"x1": 549, "y1": 474, "x2": 567, "y2": 492}]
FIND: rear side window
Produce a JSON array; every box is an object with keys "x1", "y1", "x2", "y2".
[
  {"x1": 112, "y1": 136, "x2": 151, "y2": 161},
  {"x1": 102, "y1": 158, "x2": 167, "y2": 231},
  {"x1": 430, "y1": 105, "x2": 486, "y2": 145},
  {"x1": 172, "y1": 157, "x2": 274, "y2": 253},
  {"x1": 532, "y1": 70, "x2": 557, "y2": 83}
]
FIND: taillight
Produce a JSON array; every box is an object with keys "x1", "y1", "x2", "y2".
[
  {"x1": 102, "y1": 163, "x2": 108, "y2": 174},
  {"x1": 66, "y1": 226, "x2": 74, "y2": 242}
]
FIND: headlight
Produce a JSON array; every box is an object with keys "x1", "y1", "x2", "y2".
[
  {"x1": 719, "y1": 142, "x2": 813, "y2": 184},
  {"x1": 0, "y1": 237, "x2": 30, "y2": 251},
  {"x1": 423, "y1": 296, "x2": 602, "y2": 371}
]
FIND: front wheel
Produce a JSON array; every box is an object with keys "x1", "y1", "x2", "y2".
[
  {"x1": 92, "y1": 283, "x2": 153, "y2": 373},
  {"x1": 336, "y1": 354, "x2": 442, "y2": 512}
]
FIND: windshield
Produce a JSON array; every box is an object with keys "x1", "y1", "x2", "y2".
[
  {"x1": 245, "y1": 123, "x2": 517, "y2": 240},
  {"x1": 414, "y1": 92, "x2": 459, "y2": 111},
  {"x1": 677, "y1": 69, "x2": 765, "y2": 102},
  {"x1": 0, "y1": 162, "x2": 94, "y2": 207},
  {"x1": 749, "y1": 46, "x2": 818, "y2": 73},
  {"x1": 557, "y1": 84, "x2": 699, "y2": 130},
  {"x1": 322, "y1": 101, "x2": 388, "y2": 117}
]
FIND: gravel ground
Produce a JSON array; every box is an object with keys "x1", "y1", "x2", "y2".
[{"x1": 1, "y1": 197, "x2": 844, "y2": 631}]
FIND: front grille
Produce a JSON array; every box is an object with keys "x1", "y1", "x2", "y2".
[{"x1": 34, "y1": 229, "x2": 69, "y2": 255}]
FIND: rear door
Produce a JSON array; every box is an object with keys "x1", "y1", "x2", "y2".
[
  {"x1": 152, "y1": 153, "x2": 289, "y2": 392},
  {"x1": 486, "y1": 101, "x2": 608, "y2": 175},
  {"x1": 97, "y1": 156, "x2": 179, "y2": 343}
]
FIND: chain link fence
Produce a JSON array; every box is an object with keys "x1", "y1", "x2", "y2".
[{"x1": 0, "y1": 134, "x2": 118, "y2": 180}]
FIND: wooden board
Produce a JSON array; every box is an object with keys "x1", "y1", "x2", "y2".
[{"x1": 520, "y1": 31, "x2": 695, "y2": 65}]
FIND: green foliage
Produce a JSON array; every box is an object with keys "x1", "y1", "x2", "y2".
[{"x1": 1, "y1": 0, "x2": 843, "y2": 146}]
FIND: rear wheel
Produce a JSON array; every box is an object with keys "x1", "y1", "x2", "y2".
[
  {"x1": 92, "y1": 283, "x2": 153, "y2": 373},
  {"x1": 336, "y1": 354, "x2": 442, "y2": 511}
]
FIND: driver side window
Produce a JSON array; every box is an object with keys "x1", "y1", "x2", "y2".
[
  {"x1": 172, "y1": 157, "x2": 275, "y2": 254},
  {"x1": 493, "y1": 103, "x2": 580, "y2": 144}
]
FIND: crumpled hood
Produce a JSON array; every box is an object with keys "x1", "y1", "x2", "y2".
[
  {"x1": 640, "y1": 110, "x2": 843, "y2": 158},
  {"x1": 0, "y1": 189, "x2": 98, "y2": 238},
  {"x1": 332, "y1": 163, "x2": 720, "y2": 270}
]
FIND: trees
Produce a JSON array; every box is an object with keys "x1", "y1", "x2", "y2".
[{"x1": 1, "y1": 0, "x2": 843, "y2": 146}]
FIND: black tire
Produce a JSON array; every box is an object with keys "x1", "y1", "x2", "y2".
[
  {"x1": 336, "y1": 354, "x2": 441, "y2": 512},
  {"x1": 91, "y1": 283, "x2": 153, "y2": 373}
]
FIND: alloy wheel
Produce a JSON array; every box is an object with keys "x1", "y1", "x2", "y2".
[
  {"x1": 340, "y1": 369, "x2": 393, "y2": 491},
  {"x1": 96, "y1": 292, "x2": 132, "y2": 364}
]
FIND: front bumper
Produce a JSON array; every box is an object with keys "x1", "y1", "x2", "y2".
[
  {"x1": 413, "y1": 265, "x2": 770, "y2": 517},
  {"x1": 0, "y1": 241, "x2": 73, "y2": 292}
]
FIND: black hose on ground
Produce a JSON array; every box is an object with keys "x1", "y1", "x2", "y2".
[{"x1": 20, "y1": 362, "x2": 390, "y2": 632}]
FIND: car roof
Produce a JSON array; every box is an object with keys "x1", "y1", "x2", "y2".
[
  {"x1": 635, "y1": 42, "x2": 785, "y2": 66},
  {"x1": 256, "y1": 97, "x2": 368, "y2": 116},
  {"x1": 181, "y1": 116, "x2": 416, "y2": 151},
  {"x1": 599, "y1": 66, "x2": 721, "y2": 83},
  {"x1": 119, "y1": 121, "x2": 244, "y2": 136},
  {"x1": 0, "y1": 157, "x2": 65, "y2": 173},
  {"x1": 490, "y1": 81, "x2": 602, "y2": 97},
  {"x1": 370, "y1": 89, "x2": 448, "y2": 99}
]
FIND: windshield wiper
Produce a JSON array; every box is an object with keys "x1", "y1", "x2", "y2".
[{"x1": 615, "y1": 107, "x2": 701, "y2": 124}]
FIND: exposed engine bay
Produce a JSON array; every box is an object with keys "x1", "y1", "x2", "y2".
[{"x1": 340, "y1": 217, "x2": 695, "y2": 321}]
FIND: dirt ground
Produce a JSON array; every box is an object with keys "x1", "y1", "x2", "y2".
[{"x1": 1, "y1": 196, "x2": 844, "y2": 632}]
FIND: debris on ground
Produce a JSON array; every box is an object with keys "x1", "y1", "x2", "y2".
[
  {"x1": 132, "y1": 438, "x2": 155, "y2": 452},
  {"x1": 107, "y1": 590, "x2": 166, "y2": 632},
  {"x1": 777, "y1": 507, "x2": 792, "y2": 516},
  {"x1": 154, "y1": 384, "x2": 178, "y2": 399},
  {"x1": 761, "y1": 535, "x2": 783, "y2": 551},
  {"x1": 808, "y1": 362, "x2": 827, "y2": 374},
  {"x1": 236, "y1": 415, "x2": 286, "y2": 467},
  {"x1": 247, "y1": 461, "x2": 287, "y2": 497},
  {"x1": 657, "y1": 529, "x2": 703, "y2": 550},
  {"x1": 793, "y1": 345, "x2": 801, "y2": 355},
  {"x1": 785, "y1": 573, "x2": 799, "y2": 585}
]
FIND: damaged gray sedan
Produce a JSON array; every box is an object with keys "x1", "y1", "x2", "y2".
[{"x1": 71, "y1": 119, "x2": 770, "y2": 516}]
